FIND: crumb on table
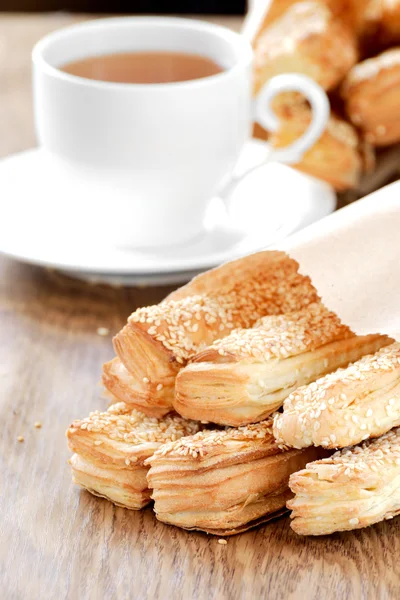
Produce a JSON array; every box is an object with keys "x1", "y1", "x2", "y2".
[{"x1": 97, "y1": 327, "x2": 110, "y2": 336}]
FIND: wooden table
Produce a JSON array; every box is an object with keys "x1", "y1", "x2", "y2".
[{"x1": 1, "y1": 14, "x2": 399, "y2": 600}]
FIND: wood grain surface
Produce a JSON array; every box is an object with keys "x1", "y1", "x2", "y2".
[{"x1": 1, "y1": 13, "x2": 400, "y2": 600}]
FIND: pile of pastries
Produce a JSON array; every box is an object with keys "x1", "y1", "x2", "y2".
[
  {"x1": 66, "y1": 251, "x2": 400, "y2": 536},
  {"x1": 252, "y1": 0, "x2": 400, "y2": 191}
]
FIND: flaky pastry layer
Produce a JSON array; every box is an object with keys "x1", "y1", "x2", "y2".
[
  {"x1": 274, "y1": 341, "x2": 399, "y2": 450},
  {"x1": 66, "y1": 402, "x2": 201, "y2": 509},
  {"x1": 146, "y1": 420, "x2": 321, "y2": 535},
  {"x1": 342, "y1": 48, "x2": 400, "y2": 146},
  {"x1": 174, "y1": 303, "x2": 388, "y2": 426},
  {"x1": 251, "y1": 0, "x2": 372, "y2": 45},
  {"x1": 69, "y1": 454, "x2": 150, "y2": 510},
  {"x1": 102, "y1": 357, "x2": 173, "y2": 418},
  {"x1": 253, "y1": 2, "x2": 357, "y2": 96},
  {"x1": 107, "y1": 251, "x2": 318, "y2": 416},
  {"x1": 269, "y1": 103, "x2": 373, "y2": 191},
  {"x1": 288, "y1": 426, "x2": 400, "y2": 535}
]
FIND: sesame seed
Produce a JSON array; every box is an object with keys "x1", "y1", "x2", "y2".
[
  {"x1": 152, "y1": 418, "x2": 279, "y2": 459},
  {"x1": 275, "y1": 341, "x2": 399, "y2": 449},
  {"x1": 349, "y1": 518, "x2": 359, "y2": 526},
  {"x1": 34, "y1": 421, "x2": 42, "y2": 429},
  {"x1": 17, "y1": 436, "x2": 24, "y2": 442},
  {"x1": 97, "y1": 327, "x2": 109, "y2": 336},
  {"x1": 218, "y1": 539, "x2": 228, "y2": 545},
  {"x1": 156, "y1": 383, "x2": 163, "y2": 391},
  {"x1": 125, "y1": 258, "x2": 319, "y2": 366},
  {"x1": 68, "y1": 403, "x2": 202, "y2": 453},
  {"x1": 143, "y1": 377, "x2": 149, "y2": 384},
  {"x1": 205, "y1": 303, "x2": 351, "y2": 364},
  {"x1": 346, "y1": 49, "x2": 400, "y2": 87}
]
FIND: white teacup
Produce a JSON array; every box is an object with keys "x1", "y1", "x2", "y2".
[{"x1": 32, "y1": 17, "x2": 329, "y2": 249}]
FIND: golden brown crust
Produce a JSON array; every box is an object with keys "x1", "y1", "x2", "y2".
[
  {"x1": 66, "y1": 402, "x2": 202, "y2": 510},
  {"x1": 253, "y1": 2, "x2": 357, "y2": 96},
  {"x1": 166, "y1": 251, "x2": 318, "y2": 310},
  {"x1": 192, "y1": 303, "x2": 351, "y2": 363},
  {"x1": 102, "y1": 357, "x2": 174, "y2": 418},
  {"x1": 269, "y1": 103, "x2": 373, "y2": 190},
  {"x1": 69, "y1": 453, "x2": 151, "y2": 510},
  {"x1": 288, "y1": 426, "x2": 400, "y2": 535},
  {"x1": 342, "y1": 48, "x2": 400, "y2": 146},
  {"x1": 174, "y1": 305, "x2": 388, "y2": 427},
  {"x1": 146, "y1": 420, "x2": 321, "y2": 535},
  {"x1": 274, "y1": 340, "x2": 399, "y2": 450},
  {"x1": 190, "y1": 508, "x2": 290, "y2": 536},
  {"x1": 252, "y1": 0, "x2": 376, "y2": 40},
  {"x1": 252, "y1": 0, "x2": 302, "y2": 40},
  {"x1": 107, "y1": 251, "x2": 319, "y2": 415}
]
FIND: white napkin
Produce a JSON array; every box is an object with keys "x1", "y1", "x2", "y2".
[{"x1": 277, "y1": 181, "x2": 400, "y2": 340}]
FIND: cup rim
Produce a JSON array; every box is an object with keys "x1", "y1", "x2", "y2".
[{"x1": 32, "y1": 16, "x2": 253, "y2": 91}]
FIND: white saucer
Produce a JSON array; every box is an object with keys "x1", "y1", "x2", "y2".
[
  {"x1": 64, "y1": 269, "x2": 205, "y2": 287},
  {"x1": 0, "y1": 141, "x2": 336, "y2": 281}
]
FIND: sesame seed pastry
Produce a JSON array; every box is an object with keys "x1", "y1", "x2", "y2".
[
  {"x1": 253, "y1": 2, "x2": 357, "y2": 97},
  {"x1": 66, "y1": 403, "x2": 202, "y2": 510},
  {"x1": 342, "y1": 48, "x2": 400, "y2": 147},
  {"x1": 251, "y1": 0, "x2": 375, "y2": 45},
  {"x1": 269, "y1": 103, "x2": 374, "y2": 191},
  {"x1": 288, "y1": 427, "x2": 400, "y2": 535},
  {"x1": 251, "y1": 0, "x2": 353, "y2": 44},
  {"x1": 174, "y1": 304, "x2": 389, "y2": 427},
  {"x1": 102, "y1": 357, "x2": 172, "y2": 419},
  {"x1": 105, "y1": 251, "x2": 319, "y2": 417},
  {"x1": 146, "y1": 419, "x2": 321, "y2": 536},
  {"x1": 274, "y1": 341, "x2": 400, "y2": 451}
]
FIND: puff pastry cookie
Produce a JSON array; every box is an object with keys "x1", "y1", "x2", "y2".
[
  {"x1": 274, "y1": 341, "x2": 399, "y2": 450},
  {"x1": 102, "y1": 357, "x2": 173, "y2": 419},
  {"x1": 269, "y1": 103, "x2": 374, "y2": 191},
  {"x1": 253, "y1": 2, "x2": 357, "y2": 96},
  {"x1": 146, "y1": 419, "x2": 320, "y2": 535},
  {"x1": 288, "y1": 426, "x2": 400, "y2": 535},
  {"x1": 105, "y1": 251, "x2": 318, "y2": 417},
  {"x1": 342, "y1": 48, "x2": 400, "y2": 146},
  {"x1": 251, "y1": 0, "x2": 352, "y2": 41},
  {"x1": 174, "y1": 304, "x2": 388, "y2": 426},
  {"x1": 66, "y1": 402, "x2": 201, "y2": 509}
]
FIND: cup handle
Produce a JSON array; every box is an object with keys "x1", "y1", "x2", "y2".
[
  {"x1": 254, "y1": 73, "x2": 330, "y2": 164},
  {"x1": 219, "y1": 74, "x2": 330, "y2": 205}
]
